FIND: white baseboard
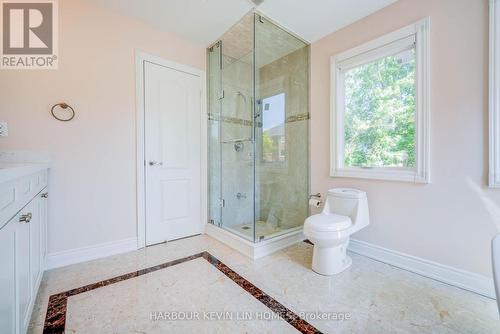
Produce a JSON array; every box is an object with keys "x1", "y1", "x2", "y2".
[
  {"x1": 205, "y1": 223, "x2": 305, "y2": 259},
  {"x1": 45, "y1": 237, "x2": 138, "y2": 270},
  {"x1": 348, "y1": 238, "x2": 496, "y2": 299}
]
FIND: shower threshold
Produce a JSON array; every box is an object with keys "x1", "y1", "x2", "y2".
[{"x1": 205, "y1": 223, "x2": 305, "y2": 259}]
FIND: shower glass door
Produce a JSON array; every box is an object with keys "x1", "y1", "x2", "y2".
[
  {"x1": 208, "y1": 12, "x2": 309, "y2": 243},
  {"x1": 219, "y1": 13, "x2": 255, "y2": 241},
  {"x1": 207, "y1": 42, "x2": 222, "y2": 229}
]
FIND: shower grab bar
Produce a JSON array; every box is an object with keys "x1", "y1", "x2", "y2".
[{"x1": 220, "y1": 138, "x2": 253, "y2": 144}]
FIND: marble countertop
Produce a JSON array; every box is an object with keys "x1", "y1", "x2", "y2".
[{"x1": 0, "y1": 162, "x2": 50, "y2": 184}]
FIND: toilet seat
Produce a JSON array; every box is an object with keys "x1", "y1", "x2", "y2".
[{"x1": 305, "y1": 214, "x2": 352, "y2": 232}]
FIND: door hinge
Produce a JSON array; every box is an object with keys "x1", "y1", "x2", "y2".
[
  {"x1": 219, "y1": 90, "x2": 225, "y2": 100},
  {"x1": 219, "y1": 42, "x2": 223, "y2": 70},
  {"x1": 219, "y1": 199, "x2": 225, "y2": 208},
  {"x1": 209, "y1": 219, "x2": 222, "y2": 227}
]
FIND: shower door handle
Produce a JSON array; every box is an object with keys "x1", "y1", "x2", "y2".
[{"x1": 251, "y1": 97, "x2": 257, "y2": 143}]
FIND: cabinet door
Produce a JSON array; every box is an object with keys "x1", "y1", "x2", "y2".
[
  {"x1": 40, "y1": 189, "x2": 48, "y2": 264},
  {"x1": 17, "y1": 201, "x2": 33, "y2": 334},
  {"x1": 30, "y1": 196, "x2": 42, "y2": 293},
  {"x1": 0, "y1": 216, "x2": 17, "y2": 334}
]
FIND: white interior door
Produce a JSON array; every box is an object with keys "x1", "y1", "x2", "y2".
[{"x1": 144, "y1": 61, "x2": 202, "y2": 245}]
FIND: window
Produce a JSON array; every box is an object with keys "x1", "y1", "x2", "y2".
[
  {"x1": 261, "y1": 93, "x2": 286, "y2": 163},
  {"x1": 490, "y1": 0, "x2": 500, "y2": 188},
  {"x1": 331, "y1": 18, "x2": 430, "y2": 183}
]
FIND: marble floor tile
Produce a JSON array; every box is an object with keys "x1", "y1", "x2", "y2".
[
  {"x1": 29, "y1": 235, "x2": 500, "y2": 334},
  {"x1": 65, "y1": 258, "x2": 298, "y2": 334}
]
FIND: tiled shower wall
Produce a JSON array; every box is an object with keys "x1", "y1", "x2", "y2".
[{"x1": 256, "y1": 47, "x2": 310, "y2": 231}]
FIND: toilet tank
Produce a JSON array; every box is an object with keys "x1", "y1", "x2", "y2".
[{"x1": 323, "y1": 188, "x2": 369, "y2": 230}]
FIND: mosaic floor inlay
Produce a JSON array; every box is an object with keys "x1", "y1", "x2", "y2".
[
  {"x1": 43, "y1": 251, "x2": 321, "y2": 334},
  {"x1": 30, "y1": 235, "x2": 499, "y2": 334}
]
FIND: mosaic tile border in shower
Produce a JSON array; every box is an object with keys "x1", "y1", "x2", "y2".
[
  {"x1": 285, "y1": 113, "x2": 310, "y2": 123},
  {"x1": 42, "y1": 251, "x2": 322, "y2": 334},
  {"x1": 208, "y1": 114, "x2": 254, "y2": 126},
  {"x1": 208, "y1": 112, "x2": 309, "y2": 127}
]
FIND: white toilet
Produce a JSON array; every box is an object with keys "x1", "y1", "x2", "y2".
[{"x1": 304, "y1": 188, "x2": 369, "y2": 275}]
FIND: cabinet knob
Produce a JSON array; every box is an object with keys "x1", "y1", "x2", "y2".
[
  {"x1": 19, "y1": 213, "x2": 32, "y2": 223},
  {"x1": 41, "y1": 192, "x2": 49, "y2": 198}
]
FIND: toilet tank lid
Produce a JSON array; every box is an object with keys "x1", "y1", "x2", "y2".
[{"x1": 328, "y1": 188, "x2": 366, "y2": 199}]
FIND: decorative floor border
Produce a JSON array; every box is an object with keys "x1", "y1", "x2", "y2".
[{"x1": 43, "y1": 251, "x2": 321, "y2": 334}]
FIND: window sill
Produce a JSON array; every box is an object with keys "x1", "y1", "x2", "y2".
[{"x1": 331, "y1": 167, "x2": 429, "y2": 184}]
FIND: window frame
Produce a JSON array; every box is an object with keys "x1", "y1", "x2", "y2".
[
  {"x1": 490, "y1": 0, "x2": 500, "y2": 188},
  {"x1": 330, "y1": 18, "x2": 431, "y2": 183}
]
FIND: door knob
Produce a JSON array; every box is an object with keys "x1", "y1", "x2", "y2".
[{"x1": 149, "y1": 161, "x2": 163, "y2": 166}]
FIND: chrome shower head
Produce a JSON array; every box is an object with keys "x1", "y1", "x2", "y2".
[{"x1": 251, "y1": 0, "x2": 264, "y2": 6}]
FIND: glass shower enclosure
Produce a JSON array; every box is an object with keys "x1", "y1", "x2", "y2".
[{"x1": 208, "y1": 13, "x2": 309, "y2": 243}]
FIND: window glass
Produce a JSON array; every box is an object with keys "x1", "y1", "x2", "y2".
[{"x1": 343, "y1": 47, "x2": 416, "y2": 168}]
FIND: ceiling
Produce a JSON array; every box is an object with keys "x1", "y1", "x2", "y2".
[
  {"x1": 219, "y1": 13, "x2": 308, "y2": 67},
  {"x1": 90, "y1": 0, "x2": 397, "y2": 45}
]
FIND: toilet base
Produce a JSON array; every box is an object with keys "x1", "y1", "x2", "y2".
[{"x1": 311, "y1": 241, "x2": 352, "y2": 275}]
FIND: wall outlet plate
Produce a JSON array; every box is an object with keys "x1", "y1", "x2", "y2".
[{"x1": 0, "y1": 122, "x2": 8, "y2": 137}]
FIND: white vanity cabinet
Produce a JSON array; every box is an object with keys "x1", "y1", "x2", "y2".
[
  {"x1": 0, "y1": 217, "x2": 17, "y2": 334},
  {"x1": 0, "y1": 166, "x2": 49, "y2": 334}
]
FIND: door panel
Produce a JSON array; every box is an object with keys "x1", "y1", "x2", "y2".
[
  {"x1": 0, "y1": 218, "x2": 16, "y2": 334},
  {"x1": 159, "y1": 82, "x2": 189, "y2": 169},
  {"x1": 30, "y1": 196, "x2": 41, "y2": 294},
  {"x1": 144, "y1": 61, "x2": 202, "y2": 245},
  {"x1": 17, "y1": 201, "x2": 32, "y2": 334},
  {"x1": 161, "y1": 179, "x2": 189, "y2": 221}
]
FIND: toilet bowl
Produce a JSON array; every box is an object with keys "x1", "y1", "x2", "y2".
[{"x1": 303, "y1": 188, "x2": 369, "y2": 275}]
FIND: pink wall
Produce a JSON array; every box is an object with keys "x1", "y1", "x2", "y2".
[
  {"x1": 1, "y1": 0, "x2": 497, "y2": 278},
  {"x1": 0, "y1": 0, "x2": 205, "y2": 254},
  {"x1": 311, "y1": 0, "x2": 500, "y2": 276}
]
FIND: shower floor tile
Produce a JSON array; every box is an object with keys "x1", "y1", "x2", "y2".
[
  {"x1": 29, "y1": 235, "x2": 500, "y2": 334},
  {"x1": 229, "y1": 220, "x2": 292, "y2": 240}
]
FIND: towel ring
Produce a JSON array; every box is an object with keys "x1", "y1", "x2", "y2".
[{"x1": 51, "y1": 102, "x2": 75, "y2": 122}]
